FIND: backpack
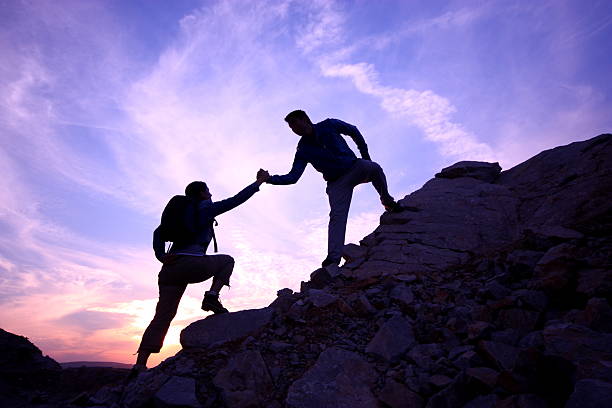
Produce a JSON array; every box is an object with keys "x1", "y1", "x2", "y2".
[
  {"x1": 158, "y1": 195, "x2": 198, "y2": 246},
  {"x1": 158, "y1": 195, "x2": 219, "y2": 252}
]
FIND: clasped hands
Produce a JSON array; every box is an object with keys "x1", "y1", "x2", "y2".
[{"x1": 256, "y1": 168, "x2": 270, "y2": 185}]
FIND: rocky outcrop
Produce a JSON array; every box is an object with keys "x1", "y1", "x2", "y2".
[
  {"x1": 0, "y1": 328, "x2": 132, "y2": 407},
  {"x1": 0, "y1": 328, "x2": 62, "y2": 406},
  {"x1": 181, "y1": 307, "x2": 274, "y2": 349},
  {"x1": 23, "y1": 134, "x2": 612, "y2": 407}
]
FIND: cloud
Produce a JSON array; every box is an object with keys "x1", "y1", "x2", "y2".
[
  {"x1": 56, "y1": 310, "x2": 131, "y2": 332},
  {"x1": 319, "y1": 61, "x2": 495, "y2": 161},
  {"x1": 288, "y1": 1, "x2": 496, "y2": 162}
]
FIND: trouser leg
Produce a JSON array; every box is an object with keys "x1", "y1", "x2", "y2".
[
  {"x1": 365, "y1": 161, "x2": 394, "y2": 203},
  {"x1": 341, "y1": 159, "x2": 394, "y2": 202},
  {"x1": 138, "y1": 284, "x2": 186, "y2": 353},
  {"x1": 202, "y1": 254, "x2": 234, "y2": 289},
  {"x1": 326, "y1": 180, "x2": 354, "y2": 263},
  {"x1": 160, "y1": 255, "x2": 234, "y2": 288}
]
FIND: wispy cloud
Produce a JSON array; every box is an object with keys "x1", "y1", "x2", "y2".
[
  {"x1": 290, "y1": 1, "x2": 495, "y2": 161},
  {"x1": 321, "y1": 62, "x2": 495, "y2": 160}
]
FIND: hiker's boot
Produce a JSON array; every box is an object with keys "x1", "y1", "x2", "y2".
[
  {"x1": 201, "y1": 292, "x2": 229, "y2": 314},
  {"x1": 381, "y1": 197, "x2": 404, "y2": 213},
  {"x1": 321, "y1": 256, "x2": 340, "y2": 268},
  {"x1": 126, "y1": 363, "x2": 147, "y2": 382},
  {"x1": 321, "y1": 256, "x2": 341, "y2": 276}
]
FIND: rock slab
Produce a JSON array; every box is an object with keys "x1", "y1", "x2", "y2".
[
  {"x1": 213, "y1": 350, "x2": 273, "y2": 408},
  {"x1": 286, "y1": 347, "x2": 377, "y2": 408},
  {"x1": 366, "y1": 315, "x2": 416, "y2": 361},
  {"x1": 180, "y1": 307, "x2": 273, "y2": 349},
  {"x1": 154, "y1": 376, "x2": 200, "y2": 408}
]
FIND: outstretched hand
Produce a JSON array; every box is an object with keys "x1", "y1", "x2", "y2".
[{"x1": 256, "y1": 168, "x2": 270, "y2": 185}]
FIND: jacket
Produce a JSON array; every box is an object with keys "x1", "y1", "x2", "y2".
[
  {"x1": 153, "y1": 182, "x2": 260, "y2": 260},
  {"x1": 267, "y1": 118, "x2": 371, "y2": 184}
]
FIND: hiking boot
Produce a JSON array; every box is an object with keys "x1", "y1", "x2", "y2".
[
  {"x1": 201, "y1": 293, "x2": 229, "y2": 314},
  {"x1": 381, "y1": 198, "x2": 404, "y2": 213},
  {"x1": 126, "y1": 363, "x2": 147, "y2": 382},
  {"x1": 321, "y1": 256, "x2": 341, "y2": 276},
  {"x1": 321, "y1": 256, "x2": 340, "y2": 268}
]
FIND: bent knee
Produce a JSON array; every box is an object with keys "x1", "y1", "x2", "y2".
[{"x1": 222, "y1": 255, "x2": 235, "y2": 267}]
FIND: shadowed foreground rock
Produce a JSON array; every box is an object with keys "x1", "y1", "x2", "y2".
[{"x1": 4, "y1": 134, "x2": 612, "y2": 407}]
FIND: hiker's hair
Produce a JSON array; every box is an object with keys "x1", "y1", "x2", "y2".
[
  {"x1": 185, "y1": 181, "x2": 207, "y2": 198},
  {"x1": 285, "y1": 109, "x2": 310, "y2": 123}
]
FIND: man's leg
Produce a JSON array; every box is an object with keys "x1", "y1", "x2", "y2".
[
  {"x1": 350, "y1": 159, "x2": 401, "y2": 211},
  {"x1": 136, "y1": 283, "x2": 187, "y2": 367},
  {"x1": 178, "y1": 254, "x2": 234, "y2": 314},
  {"x1": 325, "y1": 178, "x2": 354, "y2": 266}
]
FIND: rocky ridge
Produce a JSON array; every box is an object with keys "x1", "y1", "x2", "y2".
[{"x1": 6, "y1": 134, "x2": 612, "y2": 407}]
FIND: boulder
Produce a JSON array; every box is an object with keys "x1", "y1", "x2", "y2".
[
  {"x1": 154, "y1": 376, "x2": 200, "y2": 408},
  {"x1": 342, "y1": 243, "x2": 367, "y2": 262},
  {"x1": 366, "y1": 315, "x2": 416, "y2": 362},
  {"x1": 308, "y1": 268, "x2": 333, "y2": 289},
  {"x1": 390, "y1": 284, "x2": 415, "y2": 308},
  {"x1": 307, "y1": 289, "x2": 337, "y2": 308},
  {"x1": 463, "y1": 394, "x2": 498, "y2": 408},
  {"x1": 576, "y1": 268, "x2": 612, "y2": 298},
  {"x1": 542, "y1": 323, "x2": 612, "y2": 380},
  {"x1": 497, "y1": 309, "x2": 540, "y2": 333},
  {"x1": 465, "y1": 367, "x2": 499, "y2": 389},
  {"x1": 377, "y1": 378, "x2": 424, "y2": 408},
  {"x1": 499, "y1": 134, "x2": 612, "y2": 236},
  {"x1": 477, "y1": 341, "x2": 519, "y2": 371},
  {"x1": 213, "y1": 350, "x2": 273, "y2": 408},
  {"x1": 435, "y1": 161, "x2": 502, "y2": 183},
  {"x1": 286, "y1": 347, "x2": 377, "y2": 408},
  {"x1": 565, "y1": 379, "x2": 612, "y2": 408},
  {"x1": 396, "y1": 177, "x2": 520, "y2": 255},
  {"x1": 0, "y1": 328, "x2": 61, "y2": 390},
  {"x1": 180, "y1": 308, "x2": 273, "y2": 349}
]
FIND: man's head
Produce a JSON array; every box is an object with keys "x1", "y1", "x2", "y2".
[
  {"x1": 185, "y1": 181, "x2": 211, "y2": 200},
  {"x1": 285, "y1": 109, "x2": 313, "y2": 137}
]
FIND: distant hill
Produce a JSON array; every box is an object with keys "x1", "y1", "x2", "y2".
[{"x1": 60, "y1": 361, "x2": 131, "y2": 369}]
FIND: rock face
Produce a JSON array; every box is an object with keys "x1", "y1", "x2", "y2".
[
  {"x1": 286, "y1": 347, "x2": 377, "y2": 408},
  {"x1": 181, "y1": 307, "x2": 273, "y2": 349},
  {"x1": 40, "y1": 134, "x2": 612, "y2": 408},
  {"x1": 0, "y1": 328, "x2": 62, "y2": 406},
  {"x1": 0, "y1": 328, "x2": 62, "y2": 384}
]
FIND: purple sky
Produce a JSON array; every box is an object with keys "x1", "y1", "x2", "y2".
[{"x1": 1, "y1": 0, "x2": 611, "y2": 366}]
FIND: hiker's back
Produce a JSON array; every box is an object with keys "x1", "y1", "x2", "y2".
[{"x1": 159, "y1": 195, "x2": 199, "y2": 250}]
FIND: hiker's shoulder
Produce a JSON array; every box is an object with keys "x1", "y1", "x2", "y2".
[{"x1": 317, "y1": 118, "x2": 338, "y2": 127}]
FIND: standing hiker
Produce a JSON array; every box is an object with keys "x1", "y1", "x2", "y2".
[
  {"x1": 133, "y1": 169, "x2": 270, "y2": 372},
  {"x1": 266, "y1": 110, "x2": 402, "y2": 269}
]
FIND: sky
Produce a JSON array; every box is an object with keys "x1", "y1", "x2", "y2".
[{"x1": 1, "y1": 0, "x2": 611, "y2": 367}]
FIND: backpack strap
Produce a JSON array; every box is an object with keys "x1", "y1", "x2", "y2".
[{"x1": 211, "y1": 219, "x2": 219, "y2": 253}]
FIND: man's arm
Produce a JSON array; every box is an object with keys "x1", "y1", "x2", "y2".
[
  {"x1": 267, "y1": 153, "x2": 308, "y2": 185},
  {"x1": 205, "y1": 171, "x2": 269, "y2": 217},
  {"x1": 330, "y1": 119, "x2": 371, "y2": 160}
]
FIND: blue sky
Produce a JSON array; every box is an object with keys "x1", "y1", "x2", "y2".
[{"x1": 1, "y1": 0, "x2": 611, "y2": 365}]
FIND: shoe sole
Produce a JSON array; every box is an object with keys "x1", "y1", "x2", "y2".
[{"x1": 201, "y1": 304, "x2": 229, "y2": 314}]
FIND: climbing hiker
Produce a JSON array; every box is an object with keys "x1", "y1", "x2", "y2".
[
  {"x1": 132, "y1": 169, "x2": 270, "y2": 373},
  {"x1": 266, "y1": 110, "x2": 403, "y2": 269}
]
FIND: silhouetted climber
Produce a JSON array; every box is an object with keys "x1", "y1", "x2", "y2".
[
  {"x1": 267, "y1": 110, "x2": 402, "y2": 269},
  {"x1": 132, "y1": 169, "x2": 270, "y2": 373}
]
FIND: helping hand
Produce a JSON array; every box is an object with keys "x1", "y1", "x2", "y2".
[{"x1": 256, "y1": 168, "x2": 270, "y2": 184}]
